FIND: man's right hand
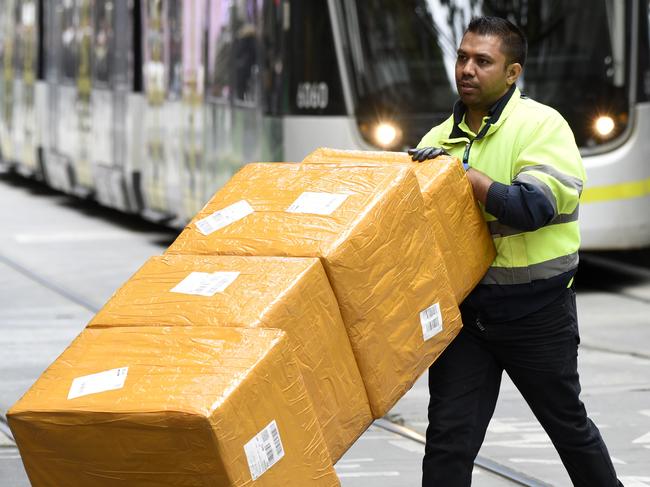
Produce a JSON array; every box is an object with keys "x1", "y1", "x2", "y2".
[{"x1": 407, "y1": 147, "x2": 449, "y2": 162}]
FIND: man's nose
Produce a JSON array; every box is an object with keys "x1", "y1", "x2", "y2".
[{"x1": 462, "y1": 60, "x2": 476, "y2": 76}]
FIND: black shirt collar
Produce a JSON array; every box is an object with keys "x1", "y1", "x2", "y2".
[{"x1": 448, "y1": 84, "x2": 517, "y2": 140}]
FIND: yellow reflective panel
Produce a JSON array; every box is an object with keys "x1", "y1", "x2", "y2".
[{"x1": 582, "y1": 177, "x2": 650, "y2": 204}]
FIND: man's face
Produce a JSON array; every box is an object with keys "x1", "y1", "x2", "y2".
[{"x1": 455, "y1": 32, "x2": 516, "y2": 112}]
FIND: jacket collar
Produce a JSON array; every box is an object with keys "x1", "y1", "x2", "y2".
[{"x1": 448, "y1": 84, "x2": 519, "y2": 141}]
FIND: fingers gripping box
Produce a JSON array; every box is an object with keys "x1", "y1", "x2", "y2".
[
  {"x1": 7, "y1": 327, "x2": 340, "y2": 487},
  {"x1": 88, "y1": 254, "x2": 371, "y2": 461},
  {"x1": 166, "y1": 163, "x2": 463, "y2": 417}
]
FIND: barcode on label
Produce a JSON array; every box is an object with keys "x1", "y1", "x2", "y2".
[
  {"x1": 271, "y1": 422, "x2": 283, "y2": 457},
  {"x1": 244, "y1": 420, "x2": 285, "y2": 480},
  {"x1": 170, "y1": 271, "x2": 240, "y2": 297},
  {"x1": 195, "y1": 200, "x2": 254, "y2": 235},
  {"x1": 420, "y1": 302, "x2": 443, "y2": 341}
]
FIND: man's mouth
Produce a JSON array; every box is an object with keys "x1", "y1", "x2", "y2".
[{"x1": 459, "y1": 82, "x2": 478, "y2": 92}]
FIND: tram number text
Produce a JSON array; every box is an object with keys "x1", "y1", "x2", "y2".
[{"x1": 296, "y1": 82, "x2": 329, "y2": 110}]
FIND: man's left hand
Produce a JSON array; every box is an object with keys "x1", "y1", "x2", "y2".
[{"x1": 408, "y1": 147, "x2": 448, "y2": 162}]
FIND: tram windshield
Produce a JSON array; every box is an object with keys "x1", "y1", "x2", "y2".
[{"x1": 341, "y1": 0, "x2": 630, "y2": 149}]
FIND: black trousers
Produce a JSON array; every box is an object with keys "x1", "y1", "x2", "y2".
[{"x1": 422, "y1": 288, "x2": 622, "y2": 486}]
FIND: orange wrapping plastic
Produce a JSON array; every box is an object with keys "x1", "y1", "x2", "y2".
[
  {"x1": 167, "y1": 163, "x2": 463, "y2": 417},
  {"x1": 88, "y1": 254, "x2": 371, "y2": 461},
  {"x1": 8, "y1": 326, "x2": 340, "y2": 487},
  {"x1": 303, "y1": 147, "x2": 496, "y2": 302}
]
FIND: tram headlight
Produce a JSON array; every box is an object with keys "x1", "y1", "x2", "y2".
[
  {"x1": 372, "y1": 122, "x2": 402, "y2": 148},
  {"x1": 593, "y1": 115, "x2": 616, "y2": 138}
]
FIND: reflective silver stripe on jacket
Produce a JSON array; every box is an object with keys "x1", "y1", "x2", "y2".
[
  {"x1": 517, "y1": 164, "x2": 584, "y2": 195},
  {"x1": 512, "y1": 173, "x2": 558, "y2": 215},
  {"x1": 480, "y1": 251, "x2": 579, "y2": 285},
  {"x1": 487, "y1": 206, "x2": 579, "y2": 238}
]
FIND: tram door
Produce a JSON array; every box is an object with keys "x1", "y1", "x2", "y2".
[
  {"x1": 91, "y1": 0, "x2": 135, "y2": 212},
  {"x1": 0, "y1": 1, "x2": 17, "y2": 166},
  {"x1": 46, "y1": 0, "x2": 93, "y2": 195},
  {"x1": 178, "y1": 0, "x2": 207, "y2": 222},
  {"x1": 12, "y1": 0, "x2": 39, "y2": 177},
  {"x1": 204, "y1": 0, "x2": 275, "y2": 203},
  {"x1": 141, "y1": 0, "x2": 199, "y2": 222}
]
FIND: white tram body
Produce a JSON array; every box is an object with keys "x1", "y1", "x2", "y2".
[{"x1": 1, "y1": 0, "x2": 649, "y2": 249}]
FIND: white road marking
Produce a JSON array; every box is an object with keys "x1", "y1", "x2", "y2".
[
  {"x1": 335, "y1": 464, "x2": 361, "y2": 469},
  {"x1": 509, "y1": 458, "x2": 562, "y2": 465},
  {"x1": 610, "y1": 457, "x2": 627, "y2": 465},
  {"x1": 389, "y1": 439, "x2": 424, "y2": 453},
  {"x1": 619, "y1": 477, "x2": 650, "y2": 487},
  {"x1": 483, "y1": 433, "x2": 553, "y2": 449},
  {"x1": 487, "y1": 418, "x2": 544, "y2": 433},
  {"x1": 632, "y1": 432, "x2": 650, "y2": 444},
  {"x1": 357, "y1": 435, "x2": 400, "y2": 440},
  {"x1": 337, "y1": 458, "x2": 375, "y2": 463},
  {"x1": 639, "y1": 410, "x2": 650, "y2": 418},
  {"x1": 337, "y1": 471, "x2": 400, "y2": 478}
]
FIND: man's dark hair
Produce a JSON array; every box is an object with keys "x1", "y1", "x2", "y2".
[{"x1": 466, "y1": 16, "x2": 527, "y2": 68}]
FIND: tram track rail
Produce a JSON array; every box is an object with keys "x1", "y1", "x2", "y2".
[
  {"x1": 1, "y1": 247, "x2": 648, "y2": 484},
  {"x1": 374, "y1": 419, "x2": 551, "y2": 486}
]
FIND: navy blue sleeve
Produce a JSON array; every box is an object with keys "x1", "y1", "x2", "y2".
[{"x1": 485, "y1": 181, "x2": 555, "y2": 232}]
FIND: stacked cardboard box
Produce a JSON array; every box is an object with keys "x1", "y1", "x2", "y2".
[
  {"x1": 8, "y1": 327, "x2": 339, "y2": 487},
  {"x1": 303, "y1": 148, "x2": 496, "y2": 302},
  {"x1": 167, "y1": 162, "x2": 464, "y2": 417},
  {"x1": 87, "y1": 254, "x2": 372, "y2": 462},
  {"x1": 9, "y1": 149, "x2": 494, "y2": 485}
]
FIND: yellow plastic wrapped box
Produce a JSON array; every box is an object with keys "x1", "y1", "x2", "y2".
[
  {"x1": 88, "y1": 254, "x2": 371, "y2": 461},
  {"x1": 8, "y1": 326, "x2": 340, "y2": 487},
  {"x1": 167, "y1": 162, "x2": 463, "y2": 417},
  {"x1": 303, "y1": 147, "x2": 496, "y2": 303}
]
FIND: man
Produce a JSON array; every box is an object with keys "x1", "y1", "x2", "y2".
[{"x1": 409, "y1": 16, "x2": 623, "y2": 487}]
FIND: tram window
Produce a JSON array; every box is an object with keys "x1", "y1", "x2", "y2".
[
  {"x1": 233, "y1": 0, "x2": 259, "y2": 104},
  {"x1": 12, "y1": 2, "x2": 23, "y2": 74},
  {"x1": 642, "y1": 0, "x2": 650, "y2": 100},
  {"x1": 168, "y1": 0, "x2": 183, "y2": 99},
  {"x1": 287, "y1": 0, "x2": 345, "y2": 115},
  {"x1": 60, "y1": 1, "x2": 77, "y2": 83},
  {"x1": 206, "y1": 0, "x2": 232, "y2": 101},
  {"x1": 142, "y1": 0, "x2": 166, "y2": 98},
  {"x1": 93, "y1": 0, "x2": 114, "y2": 86},
  {"x1": 260, "y1": 0, "x2": 284, "y2": 115},
  {"x1": 20, "y1": 1, "x2": 38, "y2": 79},
  {"x1": 179, "y1": 1, "x2": 205, "y2": 101}
]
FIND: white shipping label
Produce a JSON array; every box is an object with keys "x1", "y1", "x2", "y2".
[
  {"x1": 68, "y1": 367, "x2": 129, "y2": 400},
  {"x1": 286, "y1": 192, "x2": 349, "y2": 215},
  {"x1": 420, "y1": 303, "x2": 443, "y2": 341},
  {"x1": 195, "y1": 200, "x2": 254, "y2": 235},
  {"x1": 170, "y1": 271, "x2": 240, "y2": 297},
  {"x1": 244, "y1": 420, "x2": 285, "y2": 480}
]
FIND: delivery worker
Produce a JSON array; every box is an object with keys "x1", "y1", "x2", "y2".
[{"x1": 409, "y1": 16, "x2": 623, "y2": 487}]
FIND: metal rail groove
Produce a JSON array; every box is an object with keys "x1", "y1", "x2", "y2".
[
  {"x1": 0, "y1": 251, "x2": 102, "y2": 314},
  {"x1": 0, "y1": 415, "x2": 15, "y2": 444},
  {"x1": 374, "y1": 418, "x2": 553, "y2": 486}
]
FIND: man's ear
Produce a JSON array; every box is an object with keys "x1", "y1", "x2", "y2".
[{"x1": 506, "y1": 63, "x2": 522, "y2": 85}]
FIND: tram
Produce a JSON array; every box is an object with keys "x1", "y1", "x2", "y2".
[{"x1": 1, "y1": 0, "x2": 649, "y2": 249}]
